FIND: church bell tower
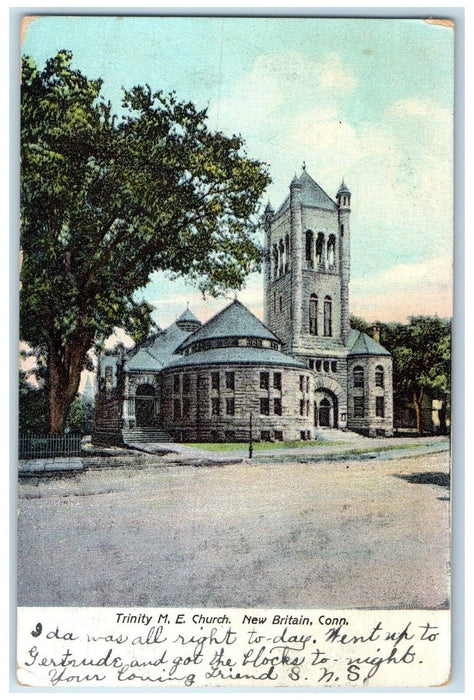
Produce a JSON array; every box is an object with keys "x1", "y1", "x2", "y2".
[{"x1": 264, "y1": 167, "x2": 351, "y2": 358}]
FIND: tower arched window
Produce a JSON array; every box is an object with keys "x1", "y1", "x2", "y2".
[
  {"x1": 285, "y1": 234, "x2": 290, "y2": 272},
  {"x1": 305, "y1": 231, "x2": 314, "y2": 268},
  {"x1": 375, "y1": 365, "x2": 384, "y2": 387},
  {"x1": 327, "y1": 234, "x2": 336, "y2": 267},
  {"x1": 309, "y1": 294, "x2": 318, "y2": 335},
  {"x1": 316, "y1": 233, "x2": 324, "y2": 267},
  {"x1": 324, "y1": 295, "x2": 332, "y2": 336},
  {"x1": 272, "y1": 244, "x2": 278, "y2": 279},
  {"x1": 279, "y1": 239, "x2": 284, "y2": 276},
  {"x1": 353, "y1": 366, "x2": 364, "y2": 388}
]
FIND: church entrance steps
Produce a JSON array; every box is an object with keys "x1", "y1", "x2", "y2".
[
  {"x1": 123, "y1": 427, "x2": 173, "y2": 443},
  {"x1": 315, "y1": 428, "x2": 362, "y2": 443}
]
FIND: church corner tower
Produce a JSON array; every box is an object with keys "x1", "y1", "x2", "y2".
[
  {"x1": 264, "y1": 165, "x2": 352, "y2": 430},
  {"x1": 336, "y1": 179, "x2": 351, "y2": 345},
  {"x1": 263, "y1": 201, "x2": 274, "y2": 326},
  {"x1": 289, "y1": 174, "x2": 303, "y2": 355}
]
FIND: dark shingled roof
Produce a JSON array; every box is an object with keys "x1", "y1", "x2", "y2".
[
  {"x1": 337, "y1": 179, "x2": 351, "y2": 196},
  {"x1": 347, "y1": 329, "x2": 391, "y2": 356},
  {"x1": 126, "y1": 323, "x2": 191, "y2": 371},
  {"x1": 177, "y1": 299, "x2": 279, "y2": 351},
  {"x1": 176, "y1": 307, "x2": 200, "y2": 324},
  {"x1": 165, "y1": 346, "x2": 307, "y2": 370},
  {"x1": 275, "y1": 169, "x2": 338, "y2": 217},
  {"x1": 127, "y1": 347, "x2": 163, "y2": 371}
]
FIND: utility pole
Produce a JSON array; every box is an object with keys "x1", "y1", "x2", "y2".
[{"x1": 248, "y1": 413, "x2": 253, "y2": 459}]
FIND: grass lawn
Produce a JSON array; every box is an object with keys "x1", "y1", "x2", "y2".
[
  {"x1": 183, "y1": 440, "x2": 338, "y2": 452},
  {"x1": 346, "y1": 443, "x2": 425, "y2": 455}
]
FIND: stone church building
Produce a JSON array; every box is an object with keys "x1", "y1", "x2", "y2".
[{"x1": 93, "y1": 168, "x2": 393, "y2": 445}]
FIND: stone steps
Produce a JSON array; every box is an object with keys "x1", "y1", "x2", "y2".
[
  {"x1": 314, "y1": 428, "x2": 361, "y2": 442},
  {"x1": 123, "y1": 427, "x2": 173, "y2": 443}
]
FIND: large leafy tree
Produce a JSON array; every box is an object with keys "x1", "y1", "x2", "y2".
[
  {"x1": 20, "y1": 51, "x2": 270, "y2": 433},
  {"x1": 388, "y1": 316, "x2": 451, "y2": 436}
]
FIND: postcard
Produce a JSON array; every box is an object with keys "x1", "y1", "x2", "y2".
[{"x1": 16, "y1": 14, "x2": 455, "y2": 689}]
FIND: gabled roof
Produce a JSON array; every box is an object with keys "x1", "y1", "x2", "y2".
[
  {"x1": 176, "y1": 299, "x2": 279, "y2": 352},
  {"x1": 126, "y1": 322, "x2": 192, "y2": 372},
  {"x1": 148, "y1": 322, "x2": 192, "y2": 364},
  {"x1": 127, "y1": 347, "x2": 163, "y2": 371},
  {"x1": 274, "y1": 169, "x2": 338, "y2": 217},
  {"x1": 347, "y1": 329, "x2": 391, "y2": 356}
]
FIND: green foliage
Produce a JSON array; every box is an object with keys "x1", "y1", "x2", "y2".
[
  {"x1": 65, "y1": 397, "x2": 94, "y2": 434},
  {"x1": 349, "y1": 314, "x2": 373, "y2": 335},
  {"x1": 20, "y1": 51, "x2": 270, "y2": 431},
  {"x1": 19, "y1": 370, "x2": 93, "y2": 434},
  {"x1": 351, "y1": 315, "x2": 451, "y2": 434},
  {"x1": 18, "y1": 371, "x2": 49, "y2": 433},
  {"x1": 380, "y1": 316, "x2": 451, "y2": 398}
]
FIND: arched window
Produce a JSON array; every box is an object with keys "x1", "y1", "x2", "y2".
[
  {"x1": 279, "y1": 239, "x2": 284, "y2": 276},
  {"x1": 375, "y1": 365, "x2": 384, "y2": 387},
  {"x1": 309, "y1": 294, "x2": 318, "y2": 335},
  {"x1": 272, "y1": 244, "x2": 278, "y2": 279},
  {"x1": 324, "y1": 295, "x2": 332, "y2": 336},
  {"x1": 327, "y1": 234, "x2": 336, "y2": 267},
  {"x1": 305, "y1": 231, "x2": 314, "y2": 268},
  {"x1": 353, "y1": 366, "x2": 364, "y2": 388},
  {"x1": 316, "y1": 233, "x2": 324, "y2": 266},
  {"x1": 285, "y1": 234, "x2": 290, "y2": 272}
]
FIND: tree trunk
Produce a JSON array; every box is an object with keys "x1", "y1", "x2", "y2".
[
  {"x1": 48, "y1": 335, "x2": 90, "y2": 434},
  {"x1": 413, "y1": 389, "x2": 424, "y2": 436}
]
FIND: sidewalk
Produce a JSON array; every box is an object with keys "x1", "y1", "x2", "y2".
[
  {"x1": 127, "y1": 434, "x2": 450, "y2": 465},
  {"x1": 18, "y1": 457, "x2": 85, "y2": 475},
  {"x1": 18, "y1": 434, "x2": 450, "y2": 473}
]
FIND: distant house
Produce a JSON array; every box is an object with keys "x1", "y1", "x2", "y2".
[{"x1": 94, "y1": 167, "x2": 393, "y2": 444}]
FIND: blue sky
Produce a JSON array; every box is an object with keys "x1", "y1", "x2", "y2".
[{"x1": 22, "y1": 15, "x2": 454, "y2": 331}]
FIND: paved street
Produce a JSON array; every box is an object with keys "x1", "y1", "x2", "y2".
[{"x1": 17, "y1": 446, "x2": 450, "y2": 609}]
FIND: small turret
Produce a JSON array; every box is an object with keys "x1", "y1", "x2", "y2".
[
  {"x1": 290, "y1": 173, "x2": 302, "y2": 190},
  {"x1": 336, "y1": 179, "x2": 351, "y2": 208},
  {"x1": 263, "y1": 200, "x2": 274, "y2": 232},
  {"x1": 176, "y1": 306, "x2": 201, "y2": 333}
]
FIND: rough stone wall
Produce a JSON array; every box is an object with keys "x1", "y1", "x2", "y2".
[
  {"x1": 347, "y1": 355, "x2": 393, "y2": 436},
  {"x1": 267, "y1": 209, "x2": 293, "y2": 350},
  {"x1": 92, "y1": 389, "x2": 123, "y2": 445},
  {"x1": 301, "y1": 207, "x2": 339, "y2": 239},
  {"x1": 267, "y1": 273, "x2": 294, "y2": 351},
  {"x1": 267, "y1": 203, "x2": 346, "y2": 356},
  {"x1": 338, "y1": 202, "x2": 351, "y2": 344},
  {"x1": 161, "y1": 364, "x2": 314, "y2": 442},
  {"x1": 299, "y1": 270, "x2": 342, "y2": 345}
]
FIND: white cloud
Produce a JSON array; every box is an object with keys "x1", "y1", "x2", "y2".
[
  {"x1": 317, "y1": 52, "x2": 358, "y2": 96},
  {"x1": 147, "y1": 57, "x2": 454, "y2": 323},
  {"x1": 351, "y1": 255, "x2": 452, "y2": 295},
  {"x1": 209, "y1": 50, "x2": 357, "y2": 140}
]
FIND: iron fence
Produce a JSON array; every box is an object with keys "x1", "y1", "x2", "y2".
[{"x1": 19, "y1": 432, "x2": 83, "y2": 460}]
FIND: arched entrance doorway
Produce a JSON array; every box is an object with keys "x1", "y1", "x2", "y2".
[
  {"x1": 135, "y1": 384, "x2": 156, "y2": 427},
  {"x1": 314, "y1": 389, "x2": 338, "y2": 428}
]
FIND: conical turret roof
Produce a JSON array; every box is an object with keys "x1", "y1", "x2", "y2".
[
  {"x1": 177, "y1": 307, "x2": 200, "y2": 324},
  {"x1": 175, "y1": 306, "x2": 202, "y2": 332},
  {"x1": 337, "y1": 179, "x2": 351, "y2": 196}
]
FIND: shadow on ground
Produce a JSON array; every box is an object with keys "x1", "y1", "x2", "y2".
[{"x1": 395, "y1": 471, "x2": 450, "y2": 488}]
